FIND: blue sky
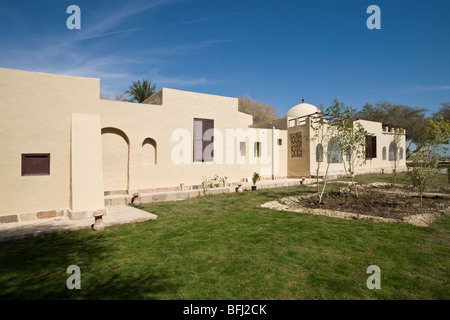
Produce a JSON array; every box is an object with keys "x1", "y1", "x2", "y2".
[{"x1": 1, "y1": 0, "x2": 449, "y2": 117}]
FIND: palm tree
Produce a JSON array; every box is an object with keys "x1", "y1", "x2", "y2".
[{"x1": 125, "y1": 79, "x2": 157, "y2": 103}]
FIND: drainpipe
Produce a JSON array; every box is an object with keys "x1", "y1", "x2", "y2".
[{"x1": 270, "y1": 123, "x2": 275, "y2": 180}]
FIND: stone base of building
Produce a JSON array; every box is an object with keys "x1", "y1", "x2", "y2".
[
  {"x1": 0, "y1": 207, "x2": 108, "y2": 224},
  {"x1": 0, "y1": 209, "x2": 67, "y2": 224}
]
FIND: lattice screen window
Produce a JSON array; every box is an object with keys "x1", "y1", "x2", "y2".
[{"x1": 290, "y1": 132, "x2": 302, "y2": 158}]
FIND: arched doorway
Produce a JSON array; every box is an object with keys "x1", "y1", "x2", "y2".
[{"x1": 101, "y1": 128, "x2": 130, "y2": 192}]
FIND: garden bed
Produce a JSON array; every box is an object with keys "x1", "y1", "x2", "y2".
[{"x1": 262, "y1": 183, "x2": 450, "y2": 226}]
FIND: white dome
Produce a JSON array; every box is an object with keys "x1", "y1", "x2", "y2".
[{"x1": 286, "y1": 102, "x2": 319, "y2": 118}]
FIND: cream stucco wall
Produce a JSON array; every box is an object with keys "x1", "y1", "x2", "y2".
[
  {"x1": 286, "y1": 117, "x2": 407, "y2": 178},
  {"x1": 286, "y1": 116, "x2": 407, "y2": 177},
  {"x1": 0, "y1": 68, "x2": 100, "y2": 216},
  {"x1": 287, "y1": 119, "x2": 311, "y2": 178},
  {"x1": 355, "y1": 119, "x2": 407, "y2": 174},
  {"x1": 0, "y1": 67, "x2": 406, "y2": 218},
  {"x1": 97, "y1": 89, "x2": 287, "y2": 192},
  {"x1": 0, "y1": 68, "x2": 287, "y2": 217},
  {"x1": 71, "y1": 113, "x2": 105, "y2": 212}
]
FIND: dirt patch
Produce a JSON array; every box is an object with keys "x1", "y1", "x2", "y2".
[{"x1": 262, "y1": 184, "x2": 450, "y2": 227}]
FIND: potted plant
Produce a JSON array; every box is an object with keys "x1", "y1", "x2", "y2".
[{"x1": 252, "y1": 172, "x2": 260, "y2": 191}]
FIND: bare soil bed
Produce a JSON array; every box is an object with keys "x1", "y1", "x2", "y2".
[{"x1": 262, "y1": 184, "x2": 450, "y2": 226}]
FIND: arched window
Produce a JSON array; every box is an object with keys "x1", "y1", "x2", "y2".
[
  {"x1": 382, "y1": 147, "x2": 387, "y2": 160},
  {"x1": 399, "y1": 147, "x2": 404, "y2": 160},
  {"x1": 389, "y1": 142, "x2": 397, "y2": 161},
  {"x1": 327, "y1": 137, "x2": 342, "y2": 163},
  {"x1": 316, "y1": 144, "x2": 323, "y2": 162},
  {"x1": 142, "y1": 138, "x2": 157, "y2": 165}
]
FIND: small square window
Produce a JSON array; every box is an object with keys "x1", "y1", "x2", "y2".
[
  {"x1": 22, "y1": 153, "x2": 50, "y2": 176},
  {"x1": 277, "y1": 139, "x2": 282, "y2": 146}
]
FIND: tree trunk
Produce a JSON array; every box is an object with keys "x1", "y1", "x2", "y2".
[
  {"x1": 342, "y1": 158, "x2": 358, "y2": 198},
  {"x1": 350, "y1": 174, "x2": 358, "y2": 198},
  {"x1": 319, "y1": 163, "x2": 331, "y2": 205},
  {"x1": 316, "y1": 161, "x2": 321, "y2": 204}
]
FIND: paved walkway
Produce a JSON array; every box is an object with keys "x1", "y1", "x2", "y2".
[{"x1": 0, "y1": 205, "x2": 158, "y2": 242}]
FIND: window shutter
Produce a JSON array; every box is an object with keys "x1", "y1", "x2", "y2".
[
  {"x1": 371, "y1": 136, "x2": 377, "y2": 158},
  {"x1": 193, "y1": 118, "x2": 214, "y2": 162},
  {"x1": 202, "y1": 119, "x2": 214, "y2": 162},
  {"x1": 365, "y1": 136, "x2": 372, "y2": 159},
  {"x1": 254, "y1": 142, "x2": 261, "y2": 158},
  {"x1": 193, "y1": 119, "x2": 203, "y2": 162}
]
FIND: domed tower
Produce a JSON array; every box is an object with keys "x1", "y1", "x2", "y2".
[
  {"x1": 286, "y1": 99, "x2": 318, "y2": 178},
  {"x1": 286, "y1": 98, "x2": 320, "y2": 120}
]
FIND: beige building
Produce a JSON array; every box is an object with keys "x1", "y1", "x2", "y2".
[{"x1": 0, "y1": 68, "x2": 406, "y2": 223}]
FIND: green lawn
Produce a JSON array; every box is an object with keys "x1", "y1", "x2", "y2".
[{"x1": 0, "y1": 173, "x2": 449, "y2": 299}]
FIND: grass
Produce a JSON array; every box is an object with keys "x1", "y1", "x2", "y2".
[{"x1": 0, "y1": 173, "x2": 449, "y2": 299}]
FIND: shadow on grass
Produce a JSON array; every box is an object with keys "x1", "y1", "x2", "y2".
[{"x1": 0, "y1": 228, "x2": 177, "y2": 299}]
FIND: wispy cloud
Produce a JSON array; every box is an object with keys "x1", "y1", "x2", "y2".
[
  {"x1": 77, "y1": 28, "x2": 144, "y2": 41},
  {"x1": 52, "y1": 56, "x2": 137, "y2": 79},
  {"x1": 0, "y1": 0, "x2": 223, "y2": 96},
  {"x1": 154, "y1": 74, "x2": 209, "y2": 87},
  {"x1": 99, "y1": 68, "x2": 212, "y2": 97},
  {"x1": 149, "y1": 39, "x2": 234, "y2": 55},
  {"x1": 415, "y1": 85, "x2": 450, "y2": 92},
  {"x1": 129, "y1": 68, "x2": 212, "y2": 87},
  {"x1": 75, "y1": 0, "x2": 173, "y2": 41},
  {"x1": 178, "y1": 11, "x2": 243, "y2": 26}
]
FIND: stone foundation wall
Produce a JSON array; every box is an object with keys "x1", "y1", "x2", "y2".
[
  {"x1": 0, "y1": 208, "x2": 109, "y2": 224},
  {"x1": 0, "y1": 209, "x2": 67, "y2": 224}
]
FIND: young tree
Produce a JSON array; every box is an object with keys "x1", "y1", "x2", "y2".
[
  {"x1": 310, "y1": 99, "x2": 354, "y2": 204},
  {"x1": 407, "y1": 117, "x2": 450, "y2": 206},
  {"x1": 407, "y1": 150, "x2": 438, "y2": 206},
  {"x1": 310, "y1": 104, "x2": 333, "y2": 204},
  {"x1": 338, "y1": 118, "x2": 371, "y2": 197},
  {"x1": 391, "y1": 130, "x2": 403, "y2": 186}
]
